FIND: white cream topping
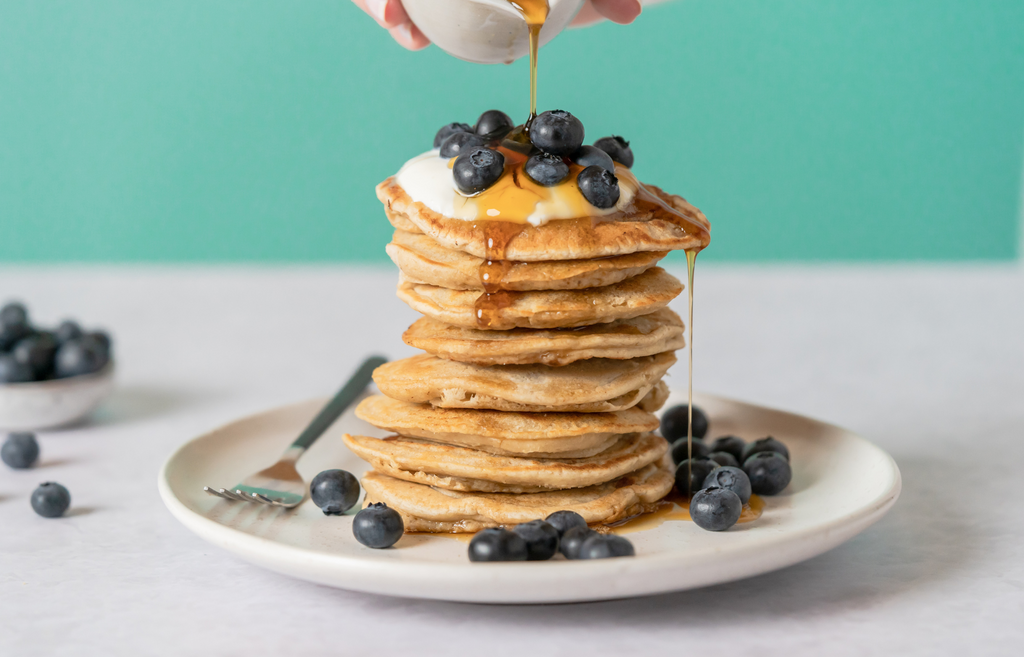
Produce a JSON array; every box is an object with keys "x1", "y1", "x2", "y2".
[{"x1": 394, "y1": 149, "x2": 637, "y2": 226}]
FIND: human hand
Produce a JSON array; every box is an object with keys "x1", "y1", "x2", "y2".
[{"x1": 352, "y1": 0, "x2": 644, "y2": 51}]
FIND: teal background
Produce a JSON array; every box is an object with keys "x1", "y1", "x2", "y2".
[{"x1": 1, "y1": 0, "x2": 1022, "y2": 263}]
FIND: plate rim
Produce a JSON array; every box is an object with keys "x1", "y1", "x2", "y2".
[{"x1": 158, "y1": 392, "x2": 902, "y2": 603}]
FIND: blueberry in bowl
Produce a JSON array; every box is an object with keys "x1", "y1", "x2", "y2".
[{"x1": 0, "y1": 301, "x2": 116, "y2": 430}]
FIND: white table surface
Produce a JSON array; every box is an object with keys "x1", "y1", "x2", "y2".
[{"x1": 1, "y1": 264, "x2": 1022, "y2": 656}]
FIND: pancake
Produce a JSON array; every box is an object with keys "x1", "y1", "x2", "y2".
[
  {"x1": 373, "y1": 352, "x2": 676, "y2": 413},
  {"x1": 403, "y1": 307, "x2": 686, "y2": 366},
  {"x1": 344, "y1": 432, "x2": 669, "y2": 493},
  {"x1": 360, "y1": 456, "x2": 675, "y2": 532},
  {"x1": 397, "y1": 267, "x2": 683, "y2": 331},
  {"x1": 377, "y1": 175, "x2": 710, "y2": 262},
  {"x1": 355, "y1": 395, "x2": 659, "y2": 457},
  {"x1": 386, "y1": 230, "x2": 666, "y2": 291}
]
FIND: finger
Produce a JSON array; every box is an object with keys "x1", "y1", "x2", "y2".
[
  {"x1": 592, "y1": 0, "x2": 642, "y2": 24},
  {"x1": 351, "y1": 0, "x2": 410, "y2": 29},
  {"x1": 388, "y1": 21, "x2": 431, "y2": 51},
  {"x1": 570, "y1": 3, "x2": 605, "y2": 27}
]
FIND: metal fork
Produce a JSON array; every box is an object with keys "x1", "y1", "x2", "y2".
[{"x1": 204, "y1": 355, "x2": 386, "y2": 508}]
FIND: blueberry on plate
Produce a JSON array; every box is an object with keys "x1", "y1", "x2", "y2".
[
  {"x1": 741, "y1": 436, "x2": 790, "y2": 462},
  {"x1": 85, "y1": 331, "x2": 112, "y2": 360},
  {"x1": 593, "y1": 136, "x2": 634, "y2": 168},
  {"x1": 690, "y1": 486, "x2": 742, "y2": 531},
  {"x1": 660, "y1": 404, "x2": 709, "y2": 442},
  {"x1": 31, "y1": 482, "x2": 71, "y2": 518},
  {"x1": 474, "y1": 109, "x2": 514, "y2": 139},
  {"x1": 743, "y1": 452, "x2": 792, "y2": 495},
  {"x1": 453, "y1": 147, "x2": 505, "y2": 194},
  {"x1": 708, "y1": 451, "x2": 739, "y2": 468},
  {"x1": 352, "y1": 502, "x2": 404, "y2": 548},
  {"x1": 674, "y1": 457, "x2": 719, "y2": 496},
  {"x1": 310, "y1": 469, "x2": 360, "y2": 515},
  {"x1": 573, "y1": 145, "x2": 615, "y2": 172},
  {"x1": 523, "y1": 152, "x2": 569, "y2": 186},
  {"x1": 468, "y1": 527, "x2": 529, "y2": 562},
  {"x1": 0, "y1": 322, "x2": 31, "y2": 352},
  {"x1": 13, "y1": 333, "x2": 57, "y2": 379},
  {"x1": 0, "y1": 354, "x2": 34, "y2": 383},
  {"x1": 670, "y1": 437, "x2": 709, "y2": 464},
  {"x1": 577, "y1": 166, "x2": 620, "y2": 209},
  {"x1": 578, "y1": 534, "x2": 635, "y2": 559},
  {"x1": 545, "y1": 510, "x2": 587, "y2": 538},
  {"x1": 54, "y1": 338, "x2": 106, "y2": 378},
  {"x1": 703, "y1": 465, "x2": 752, "y2": 504},
  {"x1": 440, "y1": 131, "x2": 487, "y2": 158},
  {"x1": 55, "y1": 320, "x2": 83, "y2": 345},
  {"x1": 710, "y1": 436, "x2": 746, "y2": 461},
  {"x1": 559, "y1": 525, "x2": 598, "y2": 560},
  {"x1": 529, "y1": 110, "x2": 585, "y2": 156},
  {"x1": 512, "y1": 519, "x2": 559, "y2": 560},
  {"x1": 2, "y1": 432, "x2": 40, "y2": 469},
  {"x1": 434, "y1": 122, "x2": 472, "y2": 148}
]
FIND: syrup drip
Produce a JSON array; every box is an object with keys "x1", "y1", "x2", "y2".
[
  {"x1": 474, "y1": 219, "x2": 527, "y2": 328},
  {"x1": 507, "y1": 0, "x2": 550, "y2": 120}
]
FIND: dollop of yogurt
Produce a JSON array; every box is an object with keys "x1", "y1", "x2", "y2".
[{"x1": 394, "y1": 149, "x2": 638, "y2": 226}]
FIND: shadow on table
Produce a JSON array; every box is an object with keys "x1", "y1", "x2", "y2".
[
  {"x1": 84, "y1": 385, "x2": 218, "y2": 428},
  {"x1": 352, "y1": 454, "x2": 976, "y2": 624}
]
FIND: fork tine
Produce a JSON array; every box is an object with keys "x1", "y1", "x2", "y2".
[
  {"x1": 252, "y1": 492, "x2": 276, "y2": 505},
  {"x1": 223, "y1": 489, "x2": 250, "y2": 503},
  {"x1": 204, "y1": 486, "x2": 230, "y2": 500}
]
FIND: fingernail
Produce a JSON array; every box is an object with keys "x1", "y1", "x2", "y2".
[
  {"x1": 391, "y1": 22, "x2": 415, "y2": 49},
  {"x1": 366, "y1": 0, "x2": 388, "y2": 23}
]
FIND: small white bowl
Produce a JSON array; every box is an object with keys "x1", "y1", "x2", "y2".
[{"x1": 0, "y1": 363, "x2": 115, "y2": 431}]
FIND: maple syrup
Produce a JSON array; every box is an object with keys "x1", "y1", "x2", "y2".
[
  {"x1": 610, "y1": 494, "x2": 765, "y2": 535},
  {"x1": 507, "y1": 0, "x2": 550, "y2": 120}
]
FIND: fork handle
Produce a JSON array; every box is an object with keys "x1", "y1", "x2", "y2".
[{"x1": 289, "y1": 355, "x2": 387, "y2": 452}]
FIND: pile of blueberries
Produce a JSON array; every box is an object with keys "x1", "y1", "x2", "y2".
[
  {"x1": 0, "y1": 301, "x2": 113, "y2": 384},
  {"x1": 661, "y1": 404, "x2": 793, "y2": 532},
  {"x1": 434, "y1": 109, "x2": 635, "y2": 209},
  {"x1": 469, "y1": 511, "x2": 633, "y2": 562},
  {"x1": 2, "y1": 432, "x2": 73, "y2": 518},
  {"x1": 309, "y1": 467, "x2": 635, "y2": 560}
]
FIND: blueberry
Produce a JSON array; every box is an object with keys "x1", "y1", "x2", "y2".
[
  {"x1": 54, "y1": 338, "x2": 106, "y2": 378},
  {"x1": 433, "y1": 122, "x2": 472, "y2": 148},
  {"x1": 660, "y1": 404, "x2": 709, "y2": 442},
  {"x1": 689, "y1": 486, "x2": 742, "y2": 531},
  {"x1": 741, "y1": 436, "x2": 790, "y2": 462},
  {"x1": 710, "y1": 435, "x2": 746, "y2": 461},
  {"x1": 0, "y1": 354, "x2": 34, "y2": 383},
  {"x1": 0, "y1": 301, "x2": 28, "y2": 329},
  {"x1": 523, "y1": 152, "x2": 569, "y2": 186},
  {"x1": 560, "y1": 525, "x2": 598, "y2": 559},
  {"x1": 0, "y1": 322, "x2": 31, "y2": 352},
  {"x1": 573, "y1": 145, "x2": 615, "y2": 172},
  {"x1": 12, "y1": 333, "x2": 57, "y2": 379},
  {"x1": 468, "y1": 527, "x2": 528, "y2": 562},
  {"x1": 474, "y1": 109, "x2": 514, "y2": 138},
  {"x1": 55, "y1": 320, "x2": 83, "y2": 345},
  {"x1": 2, "y1": 432, "x2": 40, "y2": 469},
  {"x1": 529, "y1": 110, "x2": 585, "y2": 156},
  {"x1": 743, "y1": 452, "x2": 792, "y2": 495},
  {"x1": 85, "y1": 331, "x2": 112, "y2": 360},
  {"x1": 440, "y1": 131, "x2": 487, "y2": 158},
  {"x1": 670, "y1": 437, "x2": 709, "y2": 464},
  {"x1": 578, "y1": 534, "x2": 635, "y2": 559},
  {"x1": 352, "y1": 502, "x2": 404, "y2": 548},
  {"x1": 512, "y1": 519, "x2": 559, "y2": 560},
  {"x1": 310, "y1": 469, "x2": 360, "y2": 515},
  {"x1": 452, "y1": 147, "x2": 505, "y2": 194},
  {"x1": 545, "y1": 510, "x2": 587, "y2": 538},
  {"x1": 674, "y1": 457, "x2": 719, "y2": 496},
  {"x1": 708, "y1": 451, "x2": 739, "y2": 468},
  {"x1": 593, "y1": 136, "x2": 634, "y2": 168},
  {"x1": 703, "y1": 466, "x2": 752, "y2": 504},
  {"x1": 577, "y1": 166, "x2": 620, "y2": 209},
  {"x1": 31, "y1": 482, "x2": 70, "y2": 518}
]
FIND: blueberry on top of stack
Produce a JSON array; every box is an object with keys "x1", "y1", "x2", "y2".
[
  {"x1": 434, "y1": 109, "x2": 635, "y2": 209},
  {"x1": 0, "y1": 301, "x2": 113, "y2": 384}
]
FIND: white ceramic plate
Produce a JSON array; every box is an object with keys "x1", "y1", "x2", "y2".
[{"x1": 158, "y1": 391, "x2": 900, "y2": 604}]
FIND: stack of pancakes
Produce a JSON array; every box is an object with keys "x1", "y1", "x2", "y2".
[{"x1": 345, "y1": 174, "x2": 710, "y2": 533}]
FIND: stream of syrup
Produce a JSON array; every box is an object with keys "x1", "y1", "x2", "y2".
[{"x1": 507, "y1": 0, "x2": 549, "y2": 120}]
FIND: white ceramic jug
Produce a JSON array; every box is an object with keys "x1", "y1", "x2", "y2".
[{"x1": 401, "y1": 0, "x2": 587, "y2": 64}]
